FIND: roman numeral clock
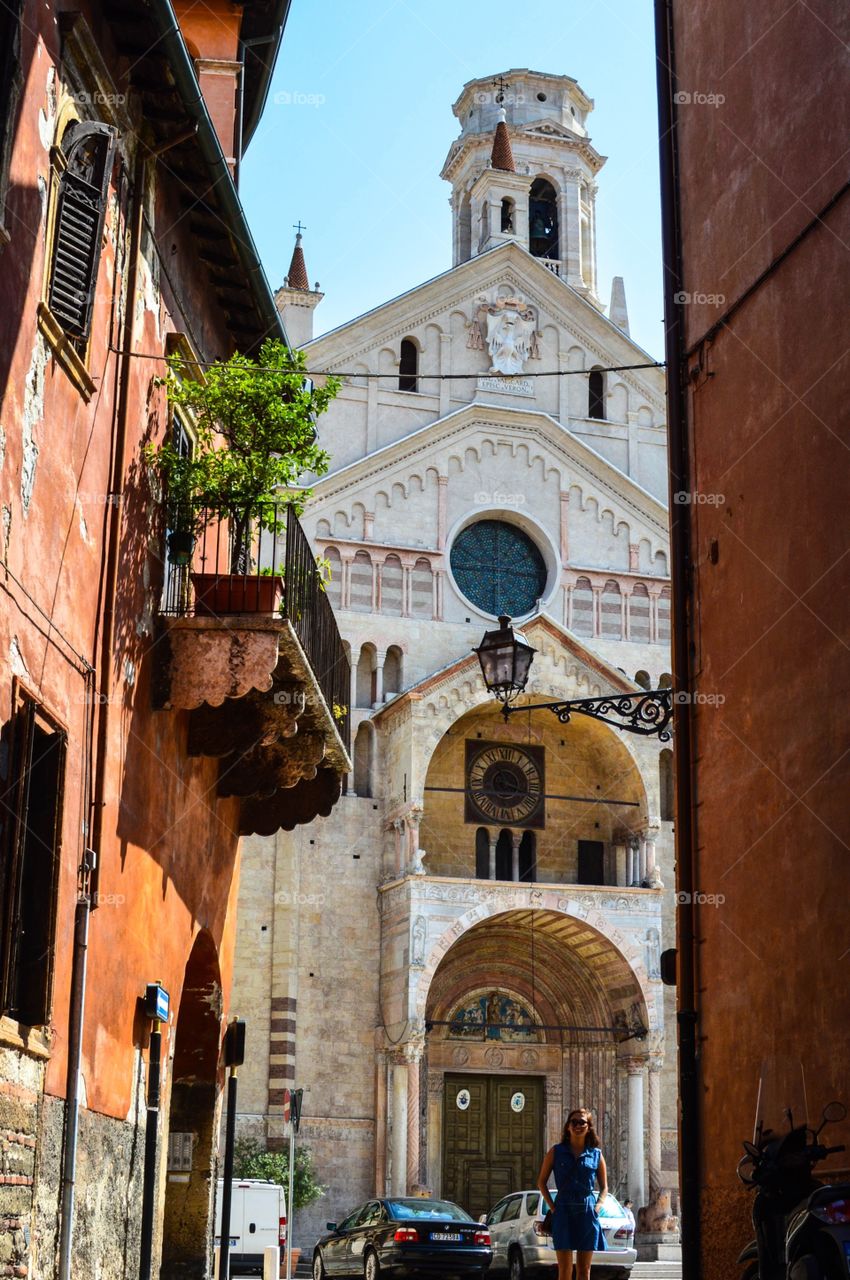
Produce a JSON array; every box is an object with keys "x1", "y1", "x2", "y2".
[{"x1": 465, "y1": 741, "x2": 545, "y2": 828}]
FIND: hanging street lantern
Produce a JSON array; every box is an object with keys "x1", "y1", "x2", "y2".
[{"x1": 474, "y1": 615, "x2": 673, "y2": 738}]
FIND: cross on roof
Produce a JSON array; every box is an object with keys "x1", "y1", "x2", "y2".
[
  {"x1": 493, "y1": 75, "x2": 510, "y2": 98},
  {"x1": 293, "y1": 221, "x2": 307, "y2": 236}
]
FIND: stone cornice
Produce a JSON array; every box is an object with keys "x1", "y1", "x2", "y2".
[{"x1": 305, "y1": 403, "x2": 669, "y2": 539}]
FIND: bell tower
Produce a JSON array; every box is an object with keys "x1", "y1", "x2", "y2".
[{"x1": 441, "y1": 70, "x2": 606, "y2": 303}]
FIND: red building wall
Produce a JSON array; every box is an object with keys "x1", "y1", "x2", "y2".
[
  {"x1": 0, "y1": 3, "x2": 279, "y2": 1275},
  {"x1": 660, "y1": 2, "x2": 850, "y2": 1275}
]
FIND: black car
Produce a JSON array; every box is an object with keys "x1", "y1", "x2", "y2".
[{"x1": 313, "y1": 1197, "x2": 493, "y2": 1280}]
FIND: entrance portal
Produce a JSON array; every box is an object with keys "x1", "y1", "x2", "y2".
[{"x1": 442, "y1": 1074, "x2": 543, "y2": 1219}]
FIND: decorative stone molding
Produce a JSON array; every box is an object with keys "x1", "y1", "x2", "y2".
[{"x1": 160, "y1": 620, "x2": 281, "y2": 709}]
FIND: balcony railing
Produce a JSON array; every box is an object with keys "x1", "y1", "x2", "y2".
[{"x1": 160, "y1": 500, "x2": 350, "y2": 749}]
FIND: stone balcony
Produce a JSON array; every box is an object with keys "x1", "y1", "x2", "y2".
[{"x1": 156, "y1": 504, "x2": 351, "y2": 835}]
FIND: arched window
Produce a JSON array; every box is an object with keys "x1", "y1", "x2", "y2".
[
  {"x1": 399, "y1": 338, "x2": 418, "y2": 392},
  {"x1": 411, "y1": 557, "x2": 433, "y2": 618},
  {"x1": 588, "y1": 368, "x2": 606, "y2": 419},
  {"x1": 529, "y1": 177, "x2": 559, "y2": 259},
  {"x1": 495, "y1": 830, "x2": 513, "y2": 881},
  {"x1": 571, "y1": 577, "x2": 594, "y2": 637},
  {"x1": 630, "y1": 583, "x2": 651, "y2": 643},
  {"x1": 500, "y1": 197, "x2": 515, "y2": 233},
  {"x1": 353, "y1": 723, "x2": 373, "y2": 797},
  {"x1": 383, "y1": 645, "x2": 403, "y2": 698},
  {"x1": 660, "y1": 749, "x2": 674, "y2": 821},
  {"x1": 324, "y1": 546, "x2": 342, "y2": 608},
  {"x1": 519, "y1": 832, "x2": 536, "y2": 882},
  {"x1": 475, "y1": 828, "x2": 490, "y2": 879},
  {"x1": 601, "y1": 580, "x2": 622, "y2": 639},
  {"x1": 380, "y1": 554, "x2": 403, "y2": 615},
  {"x1": 355, "y1": 644, "x2": 375, "y2": 708},
  {"x1": 657, "y1": 587, "x2": 671, "y2": 642},
  {"x1": 349, "y1": 550, "x2": 372, "y2": 612}
]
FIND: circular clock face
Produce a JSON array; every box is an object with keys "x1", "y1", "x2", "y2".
[{"x1": 468, "y1": 744, "x2": 543, "y2": 823}]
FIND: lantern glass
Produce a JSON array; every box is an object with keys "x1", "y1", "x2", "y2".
[{"x1": 475, "y1": 616, "x2": 536, "y2": 703}]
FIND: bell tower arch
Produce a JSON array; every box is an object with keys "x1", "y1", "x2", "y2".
[{"x1": 441, "y1": 70, "x2": 605, "y2": 302}]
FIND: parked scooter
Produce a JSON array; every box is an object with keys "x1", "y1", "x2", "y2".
[{"x1": 737, "y1": 1099, "x2": 850, "y2": 1279}]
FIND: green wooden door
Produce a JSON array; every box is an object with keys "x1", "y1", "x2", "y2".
[{"x1": 442, "y1": 1074, "x2": 544, "y2": 1219}]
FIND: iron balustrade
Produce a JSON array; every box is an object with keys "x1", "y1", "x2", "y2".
[{"x1": 160, "y1": 500, "x2": 350, "y2": 749}]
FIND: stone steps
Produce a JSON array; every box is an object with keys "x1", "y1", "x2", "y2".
[{"x1": 631, "y1": 1263, "x2": 683, "y2": 1279}]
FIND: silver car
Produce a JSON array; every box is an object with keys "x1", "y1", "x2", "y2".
[{"x1": 483, "y1": 1189, "x2": 636, "y2": 1280}]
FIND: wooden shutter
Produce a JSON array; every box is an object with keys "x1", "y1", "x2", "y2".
[
  {"x1": 48, "y1": 120, "x2": 116, "y2": 339},
  {"x1": 0, "y1": 694, "x2": 66, "y2": 1023}
]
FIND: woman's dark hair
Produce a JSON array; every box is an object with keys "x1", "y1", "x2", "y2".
[{"x1": 562, "y1": 1107, "x2": 600, "y2": 1149}]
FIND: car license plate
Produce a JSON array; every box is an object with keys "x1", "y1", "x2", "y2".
[{"x1": 431, "y1": 1232, "x2": 462, "y2": 1242}]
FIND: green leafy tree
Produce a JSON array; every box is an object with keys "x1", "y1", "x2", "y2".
[
  {"x1": 232, "y1": 1137, "x2": 326, "y2": 1210},
  {"x1": 146, "y1": 340, "x2": 340, "y2": 572}
]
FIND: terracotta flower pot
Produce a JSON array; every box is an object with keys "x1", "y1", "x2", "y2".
[{"x1": 191, "y1": 572, "x2": 284, "y2": 617}]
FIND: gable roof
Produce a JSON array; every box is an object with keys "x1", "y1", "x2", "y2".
[
  {"x1": 305, "y1": 240, "x2": 664, "y2": 394},
  {"x1": 373, "y1": 609, "x2": 640, "y2": 724}
]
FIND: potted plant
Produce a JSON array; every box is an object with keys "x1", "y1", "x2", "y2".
[{"x1": 147, "y1": 340, "x2": 339, "y2": 615}]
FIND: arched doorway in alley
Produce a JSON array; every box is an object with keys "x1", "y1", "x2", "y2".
[
  {"x1": 418, "y1": 908, "x2": 654, "y2": 1221},
  {"x1": 160, "y1": 930, "x2": 223, "y2": 1280}
]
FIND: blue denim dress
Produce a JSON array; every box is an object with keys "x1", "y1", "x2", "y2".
[{"x1": 551, "y1": 1143, "x2": 607, "y2": 1253}]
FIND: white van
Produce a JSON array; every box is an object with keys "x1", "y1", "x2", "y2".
[{"x1": 214, "y1": 1178, "x2": 286, "y2": 1274}]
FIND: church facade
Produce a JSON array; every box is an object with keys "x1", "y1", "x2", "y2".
[{"x1": 232, "y1": 70, "x2": 679, "y2": 1247}]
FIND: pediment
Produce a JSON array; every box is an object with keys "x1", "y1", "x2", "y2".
[
  {"x1": 306, "y1": 241, "x2": 663, "y2": 402},
  {"x1": 375, "y1": 609, "x2": 640, "y2": 727},
  {"x1": 307, "y1": 400, "x2": 667, "y2": 541}
]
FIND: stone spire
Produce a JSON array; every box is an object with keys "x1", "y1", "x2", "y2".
[
  {"x1": 286, "y1": 230, "x2": 309, "y2": 291},
  {"x1": 490, "y1": 106, "x2": 515, "y2": 173},
  {"x1": 609, "y1": 276, "x2": 630, "y2": 335}
]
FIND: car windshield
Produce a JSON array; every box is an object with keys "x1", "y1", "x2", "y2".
[{"x1": 387, "y1": 1199, "x2": 472, "y2": 1222}]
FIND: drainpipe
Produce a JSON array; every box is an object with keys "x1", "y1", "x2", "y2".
[{"x1": 654, "y1": 2, "x2": 701, "y2": 1277}]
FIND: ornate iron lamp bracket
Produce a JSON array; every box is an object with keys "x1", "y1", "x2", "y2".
[{"x1": 502, "y1": 688, "x2": 673, "y2": 740}]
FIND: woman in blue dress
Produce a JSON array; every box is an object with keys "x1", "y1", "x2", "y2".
[{"x1": 537, "y1": 1108, "x2": 608, "y2": 1280}]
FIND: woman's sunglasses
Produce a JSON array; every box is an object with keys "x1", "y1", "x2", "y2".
[{"x1": 569, "y1": 1118, "x2": 589, "y2": 1128}]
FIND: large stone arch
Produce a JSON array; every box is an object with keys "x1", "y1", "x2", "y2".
[{"x1": 414, "y1": 898, "x2": 659, "y2": 1033}]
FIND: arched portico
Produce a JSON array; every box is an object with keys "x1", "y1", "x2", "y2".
[{"x1": 378, "y1": 895, "x2": 658, "y2": 1217}]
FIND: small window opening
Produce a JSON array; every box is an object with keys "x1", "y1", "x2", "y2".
[
  {"x1": 588, "y1": 368, "x2": 605, "y2": 419},
  {"x1": 398, "y1": 338, "x2": 418, "y2": 392},
  {"x1": 500, "y1": 198, "x2": 515, "y2": 233},
  {"x1": 529, "y1": 177, "x2": 559, "y2": 259}
]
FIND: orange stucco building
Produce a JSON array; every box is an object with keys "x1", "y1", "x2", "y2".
[
  {"x1": 655, "y1": 2, "x2": 850, "y2": 1277},
  {"x1": 0, "y1": 2, "x2": 348, "y2": 1277}
]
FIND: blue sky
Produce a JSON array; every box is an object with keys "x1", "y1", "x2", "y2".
[{"x1": 241, "y1": 0, "x2": 664, "y2": 359}]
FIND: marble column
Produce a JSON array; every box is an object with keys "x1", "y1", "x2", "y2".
[
  {"x1": 426, "y1": 1071, "x2": 444, "y2": 1197},
  {"x1": 626, "y1": 1058, "x2": 647, "y2": 1207},
  {"x1": 407, "y1": 806, "x2": 424, "y2": 874},
  {"x1": 391, "y1": 1055, "x2": 409, "y2": 1196},
  {"x1": 647, "y1": 1056, "x2": 663, "y2": 1202},
  {"x1": 375, "y1": 1053, "x2": 388, "y2": 1196},
  {"x1": 489, "y1": 834, "x2": 497, "y2": 880},
  {"x1": 614, "y1": 843, "x2": 627, "y2": 887},
  {"x1": 373, "y1": 652, "x2": 384, "y2": 708},
  {"x1": 437, "y1": 476, "x2": 449, "y2": 550},
  {"x1": 439, "y1": 334, "x2": 452, "y2": 417},
  {"x1": 511, "y1": 831, "x2": 521, "y2": 882},
  {"x1": 626, "y1": 842, "x2": 635, "y2": 886},
  {"x1": 406, "y1": 1044, "x2": 423, "y2": 1191},
  {"x1": 545, "y1": 1071, "x2": 564, "y2": 1149}
]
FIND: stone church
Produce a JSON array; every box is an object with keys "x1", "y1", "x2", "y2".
[{"x1": 232, "y1": 70, "x2": 678, "y2": 1247}]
